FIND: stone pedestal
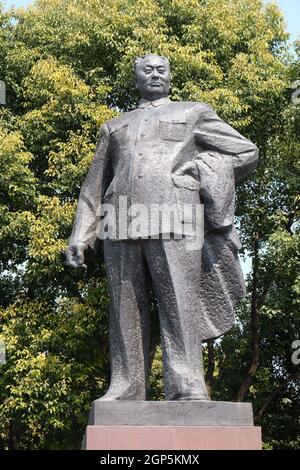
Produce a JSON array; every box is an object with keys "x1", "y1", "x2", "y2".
[{"x1": 83, "y1": 401, "x2": 261, "y2": 450}]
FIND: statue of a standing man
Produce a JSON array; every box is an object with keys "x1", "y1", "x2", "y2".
[{"x1": 66, "y1": 54, "x2": 258, "y2": 401}]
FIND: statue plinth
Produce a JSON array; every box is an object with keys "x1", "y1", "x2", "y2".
[{"x1": 82, "y1": 401, "x2": 261, "y2": 450}]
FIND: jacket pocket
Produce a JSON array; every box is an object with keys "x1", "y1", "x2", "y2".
[
  {"x1": 173, "y1": 186, "x2": 201, "y2": 224},
  {"x1": 109, "y1": 122, "x2": 129, "y2": 136},
  {"x1": 109, "y1": 122, "x2": 129, "y2": 148},
  {"x1": 159, "y1": 119, "x2": 187, "y2": 141}
]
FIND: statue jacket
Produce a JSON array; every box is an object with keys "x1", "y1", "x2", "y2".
[{"x1": 70, "y1": 97, "x2": 258, "y2": 339}]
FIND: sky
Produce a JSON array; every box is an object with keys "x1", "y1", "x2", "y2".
[
  {"x1": 275, "y1": 0, "x2": 299, "y2": 43},
  {"x1": 3, "y1": 0, "x2": 299, "y2": 41}
]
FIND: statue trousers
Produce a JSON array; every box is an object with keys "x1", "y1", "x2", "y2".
[{"x1": 101, "y1": 237, "x2": 208, "y2": 401}]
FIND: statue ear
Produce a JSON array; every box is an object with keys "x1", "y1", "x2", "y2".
[{"x1": 135, "y1": 80, "x2": 142, "y2": 94}]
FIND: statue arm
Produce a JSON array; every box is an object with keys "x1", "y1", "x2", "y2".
[
  {"x1": 189, "y1": 104, "x2": 258, "y2": 232},
  {"x1": 69, "y1": 123, "x2": 110, "y2": 251},
  {"x1": 193, "y1": 104, "x2": 259, "y2": 183}
]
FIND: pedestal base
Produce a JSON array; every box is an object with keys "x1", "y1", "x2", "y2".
[
  {"x1": 83, "y1": 401, "x2": 261, "y2": 450},
  {"x1": 85, "y1": 425, "x2": 261, "y2": 450}
]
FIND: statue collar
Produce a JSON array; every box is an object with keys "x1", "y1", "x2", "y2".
[{"x1": 138, "y1": 97, "x2": 171, "y2": 109}]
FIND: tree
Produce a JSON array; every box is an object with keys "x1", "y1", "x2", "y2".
[
  {"x1": 0, "y1": 0, "x2": 298, "y2": 449},
  {"x1": 203, "y1": 44, "x2": 300, "y2": 448}
]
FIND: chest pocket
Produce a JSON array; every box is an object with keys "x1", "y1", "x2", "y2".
[
  {"x1": 109, "y1": 122, "x2": 129, "y2": 148},
  {"x1": 159, "y1": 119, "x2": 187, "y2": 142}
]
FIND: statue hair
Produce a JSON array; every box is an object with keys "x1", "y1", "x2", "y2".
[{"x1": 133, "y1": 54, "x2": 170, "y2": 74}]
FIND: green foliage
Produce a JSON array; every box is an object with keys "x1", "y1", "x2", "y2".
[
  {"x1": 148, "y1": 346, "x2": 164, "y2": 401},
  {"x1": 0, "y1": 0, "x2": 298, "y2": 449},
  {"x1": 0, "y1": 280, "x2": 110, "y2": 449}
]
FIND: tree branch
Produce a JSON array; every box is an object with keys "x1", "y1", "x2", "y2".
[{"x1": 254, "y1": 372, "x2": 300, "y2": 423}]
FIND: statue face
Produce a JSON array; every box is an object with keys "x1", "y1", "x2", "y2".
[{"x1": 135, "y1": 55, "x2": 171, "y2": 101}]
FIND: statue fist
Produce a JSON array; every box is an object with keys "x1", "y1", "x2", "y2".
[
  {"x1": 65, "y1": 241, "x2": 88, "y2": 269},
  {"x1": 175, "y1": 160, "x2": 198, "y2": 177}
]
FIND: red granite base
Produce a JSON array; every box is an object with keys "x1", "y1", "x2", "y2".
[{"x1": 84, "y1": 425, "x2": 262, "y2": 450}]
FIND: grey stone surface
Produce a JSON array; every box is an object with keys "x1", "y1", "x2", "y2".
[
  {"x1": 66, "y1": 54, "x2": 259, "y2": 402},
  {"x1": 88, "y1": 400, "x2": 254, "y2": 426}
]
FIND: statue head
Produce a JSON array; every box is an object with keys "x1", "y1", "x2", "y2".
[{"x1": 134, "y1": 54, "x2": 171, "y2": 101}]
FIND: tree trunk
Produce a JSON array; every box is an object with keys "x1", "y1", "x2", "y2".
[
  {"x1": 205, "y1": 339, "x2": 215, "y2": 399},
  {"x1": 8, "y1": 423, "x2": 19, "y2": 450},
  {"x1": 235, "y1": 235, "x2": 260, "y2": 402}
]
